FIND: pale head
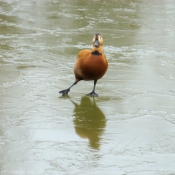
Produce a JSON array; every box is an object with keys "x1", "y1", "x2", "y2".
[
  {"x1": 92, "y1": 33, "x2": 103, "y2": 47},
  {"x1": 92, "y1": 33, "x2": 103, "y2": 53}
]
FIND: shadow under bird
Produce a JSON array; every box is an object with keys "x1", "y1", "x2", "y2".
[{"x1": 59, "y1": 33, "x2": 108, "y2": 97}]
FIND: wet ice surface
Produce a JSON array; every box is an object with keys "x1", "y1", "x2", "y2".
[{"x1": 0, "y1": 0, "x2": 175, "y2": 174}]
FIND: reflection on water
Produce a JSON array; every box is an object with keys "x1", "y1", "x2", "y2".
[{"x1": 71, "y1": 96, "x2": 106, "y2": 149}]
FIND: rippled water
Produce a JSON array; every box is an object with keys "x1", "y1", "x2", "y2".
[{"x1": 0, "y1": 0, "x2": 175, "y2": 174}]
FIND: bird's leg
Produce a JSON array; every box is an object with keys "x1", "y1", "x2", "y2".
[
  {"x1": 86, "y1": 80, "x2": 98, "y2": 97},
  {"x1": 59, "y1": 81, "x2": 78, "y2": 96}
]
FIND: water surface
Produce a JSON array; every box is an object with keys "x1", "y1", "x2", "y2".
[{"x1": 0, "y1": 0, "x2": 175, "y2": 174}]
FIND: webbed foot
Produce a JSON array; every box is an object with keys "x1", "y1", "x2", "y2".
[
  {"x1": 59, "y1": 89, "x2": 70, "y2": 96},
  {"x1": 86, "y1": 91, "x2": 98, "y2": 97}
]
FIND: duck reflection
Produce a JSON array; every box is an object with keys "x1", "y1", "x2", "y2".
[{"x1": 71, "y1": 96, "x2": 106, "y2": 149}]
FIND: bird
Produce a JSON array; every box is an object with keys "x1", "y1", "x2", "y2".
[{"x1": 59, "y1": 33, "x2": 108, "y2": 97}]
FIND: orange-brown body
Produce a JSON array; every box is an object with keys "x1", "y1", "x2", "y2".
[{"x1": 74, "y1": 49, "x2": 108, "y2": 81}]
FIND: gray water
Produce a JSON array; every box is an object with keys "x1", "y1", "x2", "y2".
[{"x1": 0, "y1": 0, "x2": 175, "y2": 174}]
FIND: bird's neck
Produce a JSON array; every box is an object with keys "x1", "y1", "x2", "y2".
[{"x1": 91, "y1": 46, "x2": 103, "y2": 54}]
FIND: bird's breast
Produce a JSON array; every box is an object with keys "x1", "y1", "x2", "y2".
[{"x1": 74, "y1": 50, "x2": 108, "y2": 80}]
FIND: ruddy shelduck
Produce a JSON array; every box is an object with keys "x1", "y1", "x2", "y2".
[{"x1": 59, "y1": 33, "x2": 108, "y2": 97}]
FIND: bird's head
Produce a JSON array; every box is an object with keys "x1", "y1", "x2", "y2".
[{"x1": 92, "y1": 33, "x2": 103, "y2": 48}]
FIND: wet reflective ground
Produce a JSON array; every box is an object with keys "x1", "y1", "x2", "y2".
[{"x1": 0, "y1": 0, "x2": 175, "y2": 174}]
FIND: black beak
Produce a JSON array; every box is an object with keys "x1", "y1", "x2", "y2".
[{"x1": 94, "y1": 40, "x2": 99, "y2": 47}]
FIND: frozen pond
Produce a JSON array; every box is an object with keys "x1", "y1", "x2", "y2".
[{"x1": 0, "y1": 0, "x2": 175, "y2": 174}]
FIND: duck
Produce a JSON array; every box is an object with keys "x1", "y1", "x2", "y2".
[{"x1": 59, "y1": 33, "x2": 108, "y2": 97}]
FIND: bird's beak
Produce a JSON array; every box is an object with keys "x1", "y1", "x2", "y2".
[{"x1": 94, "y1": 40, "x2": 99, "y2": 47}]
